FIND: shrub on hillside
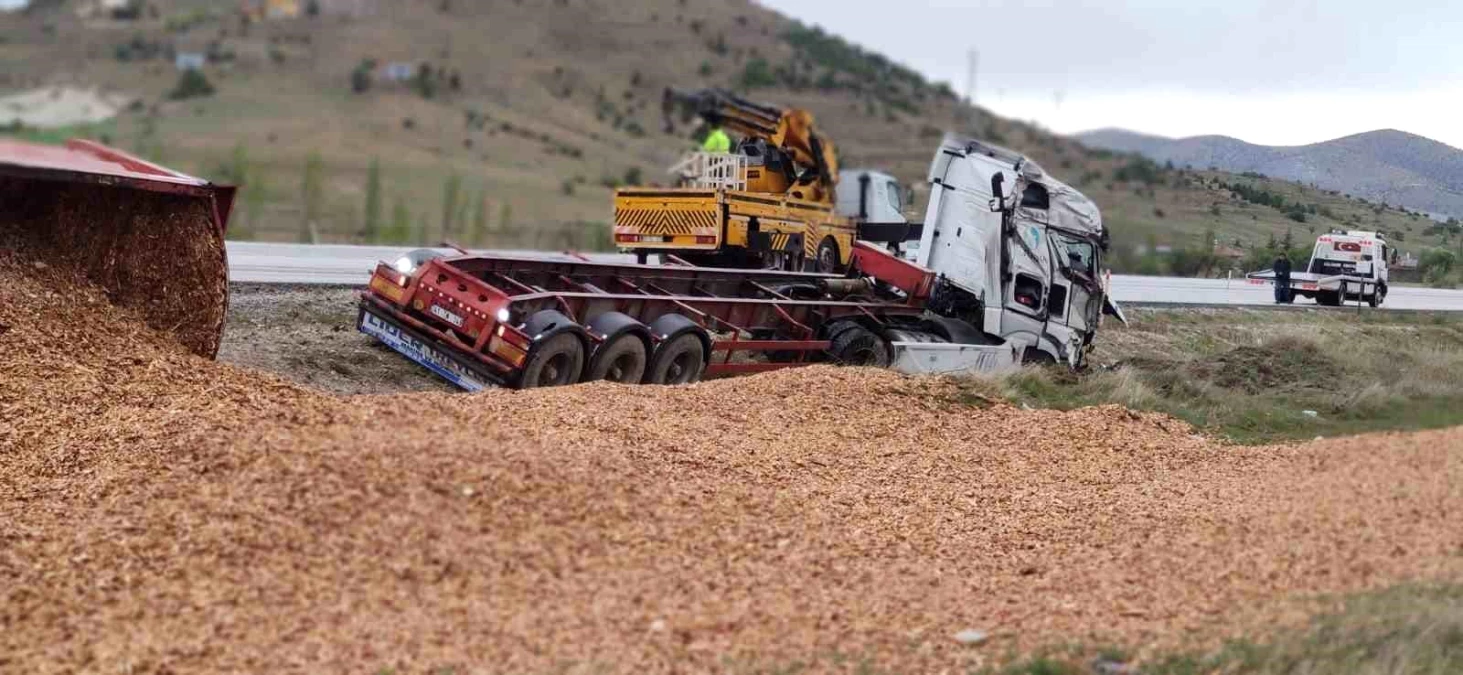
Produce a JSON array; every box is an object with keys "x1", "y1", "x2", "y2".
[
  {"x1": 1419, "y1": 248, "x2": 1457, "y2": 279},
  {"x1": 737, "y1": 58, "x2": 777, "y2": 89},
  {"x1": 167, "y1": 70, "x2": 215, "y2": 100}
]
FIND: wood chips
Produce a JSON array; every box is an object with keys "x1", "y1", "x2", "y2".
[
  {"x1": 0, "y1": 177, "x2": 228, "y2": 358},
  {"x1": 1, "y1": 252, "x2": 1461, "y2": 673}
]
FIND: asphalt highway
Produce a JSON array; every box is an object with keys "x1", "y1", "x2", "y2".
[{"x1": 226, "y1": 242, "x2": 1463, "y2": 311}]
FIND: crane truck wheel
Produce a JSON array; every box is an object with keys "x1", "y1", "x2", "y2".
[
  {"x1": 517, "y1": 333, "x2": 586, "y2": 389},
  {"x1": 587, "y1": 336, "x2": 648, "y2": 384},
  {"x1": 826, "y1": 322, "x2": 891, "y2": 367},
  {"x1": 809, "y1": 237, "x2": 840, "y2": 274},
  {"x1": 645, "y1": 334, "x2": 707, "y2": 385}
]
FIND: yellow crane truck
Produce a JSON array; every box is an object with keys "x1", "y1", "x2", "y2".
[{"x1": 614, "y1": 88, "x2": 907, "y2": 272}]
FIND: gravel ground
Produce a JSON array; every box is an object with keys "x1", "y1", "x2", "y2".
[
  {"x1": 4, "y1": 262, "x2": 1462, "y2": 673},
  {"x1": 220, "y1": 284, "x2": 450, "y2": 394}
]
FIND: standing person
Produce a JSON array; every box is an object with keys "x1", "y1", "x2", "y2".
[
  {"x1": 701, "y1": 120, "x2": 731, "y2": 154},
  {"x1": 1273, "y1": 252, "x2": 1293, "y2": 303}
]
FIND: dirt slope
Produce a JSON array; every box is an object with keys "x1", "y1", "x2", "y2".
[{"x1": 2, "y1": 253, "x2": 1461, "y2": 672}]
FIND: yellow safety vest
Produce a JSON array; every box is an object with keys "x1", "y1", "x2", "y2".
[{"x1": 702, "y1": 128, "x2": 731, "y2": 153}]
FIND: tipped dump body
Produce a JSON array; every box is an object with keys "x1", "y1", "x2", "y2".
[{"x1": 0, "y1": 139, "x2": 235, "y2": 357}]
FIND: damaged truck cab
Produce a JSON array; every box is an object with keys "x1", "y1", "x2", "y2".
[{"x1": 912, "y1": 134, "x2": 1122, "y2": 367}]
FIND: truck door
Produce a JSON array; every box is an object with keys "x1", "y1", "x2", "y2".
[
  {"x1": 920, "y1": 151, "x2": 1011, "y2": 304},
  {"x1": 1050, "y1": 232, "x2": 1100, "y2": 334}
]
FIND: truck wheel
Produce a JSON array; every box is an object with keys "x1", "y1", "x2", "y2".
[
  {"x1": 1317, "y1": 290, "x2": 1342, "y2": 307},
  {"x1": 808, "y1": 237, "x2": 840, "y2": 274},
  {"x1": 587, "y1": 335, "x2": 647, "y2": 383},
  {"x1": 645, "y1": 334, "x2": 706, "y2": 385},
  {"x1": 1369, "y1": 284, "x2": 1386, "y2": 308},
  {"x1": 518, "y1": 333, "x2": 585, "y2": 388},
  {"x1": 826, "y1": 323, "x2": 890, "y2": 367},
  {"x1": 1022, "y1": 347, "x2": 1057, "y2": 365}
]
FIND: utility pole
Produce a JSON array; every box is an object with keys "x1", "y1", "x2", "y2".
[{"x1": 964, "y1": 49, "x2": 979, "y2": 133}]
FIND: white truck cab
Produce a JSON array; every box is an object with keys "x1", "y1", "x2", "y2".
[
  {"x1": 908, "y1": 133, "x2": 1121, "y2": 366},
  {"x1": 835, "y1": 169, "x2": 908, "y2": 224}
]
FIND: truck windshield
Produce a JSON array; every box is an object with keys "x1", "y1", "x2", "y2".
[{"x1": 1054, "y1": 233, "x2": 1095, "y2": 277}]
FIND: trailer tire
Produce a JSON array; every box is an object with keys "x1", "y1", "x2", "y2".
[
  {"x1": 645, "y1": 334, "x2": 706, "y2": 385},
  {"x1": 827, "y1": 323, "x2": 890, "y2": 367},
  {"x1": 1317, "y1": 290, "x2": 1342, "y2": 307},
  {"x1": 517, "y1": 333, "x2": 585, "y2": 389},
  {"x1": 587, "y1": 335, "x2": 648, "y2": 384}
]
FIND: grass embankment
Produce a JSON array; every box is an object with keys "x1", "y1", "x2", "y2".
[
  {"x1": 990, "y1": 584, "x2": 1463, "y2": 675},
  {"x1": 968, "y1": 308, "x2": 1463, "y2": 444}
]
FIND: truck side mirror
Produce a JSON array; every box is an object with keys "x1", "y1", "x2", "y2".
[{"x1": 990, "y1": 173, "x2": 1005, "y2": 202}]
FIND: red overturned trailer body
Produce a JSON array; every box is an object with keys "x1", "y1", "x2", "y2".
[{"x1": 0, "y1": 139, "x2": 235, "y2": 356}]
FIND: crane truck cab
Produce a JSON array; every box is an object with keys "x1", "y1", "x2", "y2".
[
  {"x1": 910, "y1": 133, "x2": 1121, "y2": 367},
  {"x1": 835, "y1": 169, "x2": 908, "y2": 224}
]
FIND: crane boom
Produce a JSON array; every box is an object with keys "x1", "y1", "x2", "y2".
[{"x1": 661, "y1": 87, "x2": 839, "y2": 201}]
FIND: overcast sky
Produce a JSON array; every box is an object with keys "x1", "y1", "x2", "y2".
[{"x1": 759, "y1": 0, "x2": 1463, "y2": 149}]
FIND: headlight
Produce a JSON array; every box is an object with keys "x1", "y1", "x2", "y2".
[
  {"x1": 495, "y1": 307, "x2": 512, "y2": 323},
  {"x1": 393, "y1": 256, "x2": 416, "y2": 274}
]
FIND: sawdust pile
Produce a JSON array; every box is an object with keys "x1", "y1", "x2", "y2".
[{"x1": 2, "y1": 253, "x2": 1461, "y2": 673}]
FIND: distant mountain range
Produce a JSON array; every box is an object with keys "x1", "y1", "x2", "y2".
[{"x1": 1075, "y1": 128, "x2": 1463, "y2": 219}]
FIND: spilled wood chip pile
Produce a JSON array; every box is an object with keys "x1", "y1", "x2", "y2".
[{"x1": 2, "y1": 251, "x2": 1461, "y2": 673}]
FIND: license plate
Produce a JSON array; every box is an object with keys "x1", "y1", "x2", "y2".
[
  {"x1": 359, "y1": 310, "x2": 492, "y2": 391},
  {"x1": 429, "y1": 303, "x2": 465, "y2": 327}
]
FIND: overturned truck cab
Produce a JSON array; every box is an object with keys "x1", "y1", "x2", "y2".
[{"x1": 910, "y1": 134, "x2": 1124, "y2": 368}]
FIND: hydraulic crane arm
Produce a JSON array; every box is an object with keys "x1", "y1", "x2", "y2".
[{"x1": 661, "y1": 87, "x2": 839, "y2": 195}]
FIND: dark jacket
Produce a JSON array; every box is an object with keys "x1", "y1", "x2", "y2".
[{"x1": 1274, "y1": 257, "x2": 1292, "y2": 278}]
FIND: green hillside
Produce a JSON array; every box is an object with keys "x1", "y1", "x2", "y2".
[{"x1": 2, "y1": 0, "x2": 1458, "y2": 279}]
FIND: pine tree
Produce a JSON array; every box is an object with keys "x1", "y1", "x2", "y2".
[
  {"x1": 300, "y1": 152, "x2": 324, "y2": 243},
  {"x1": 242, "y1": 167, "x2": 266, "y2": 239},
  {"x1": 363, "y1": 157, "x2": 382, "y2": 242},
  {"x1": 440, "y1": 172, "x2": 462, "y2": 241},
  {"x1": 387, "y1": 197, "x2": 411, "y2": 244},
  {"x1": 498, "y1": 202, "x2": 513, "y2": 235},
  {"x1": 469, "y1": 190, "x2": 488, "y2": 245},
  {"x1": 227, "y1": 143, "x2": 249, "y2": 184}
]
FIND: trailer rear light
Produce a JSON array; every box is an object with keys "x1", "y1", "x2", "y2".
[
  {"x1": 616, "y1": 234, "x2": 640, "y2": 243},
  {"x1": 369, "y1": 264, "x2": 411, "y2": 303},
  {"x1": 495, "y1": 323, "x2": 532, "y2": 350},
  {"x1": 489, "y1": 335, "x2": 528, "y2": 367},
  {"x1": 695, "y1": 235, "x2": 716, "y2": 245}
]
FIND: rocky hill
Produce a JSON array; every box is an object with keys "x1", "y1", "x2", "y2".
[{"x1": 1077, "y1": 128, "x2": 1463, "y2": 219}]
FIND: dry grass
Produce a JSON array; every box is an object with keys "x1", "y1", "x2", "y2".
[{"x1": 974, "y1": 308, "x2": 1463, "y2": 443}]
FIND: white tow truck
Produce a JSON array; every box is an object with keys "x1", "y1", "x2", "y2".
[{"x1": 1250, "y1": 230, "x2": 1390, "y2": 307}]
